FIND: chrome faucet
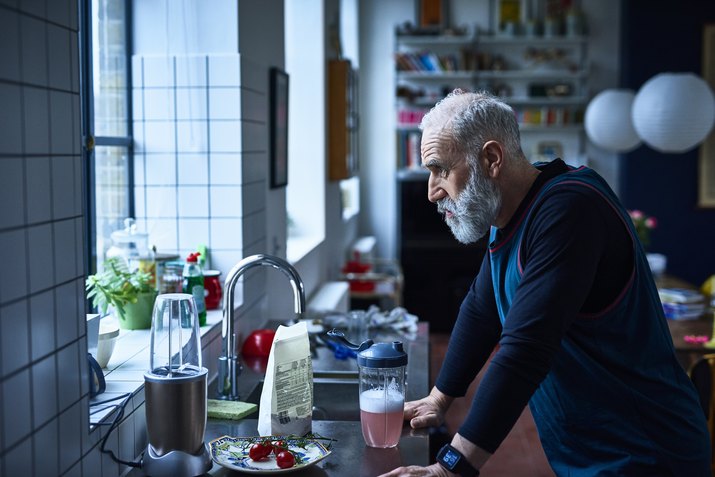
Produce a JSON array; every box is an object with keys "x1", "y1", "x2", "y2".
[{"x1": 216, "y1": 254, "x2": 306, "y2": 400}]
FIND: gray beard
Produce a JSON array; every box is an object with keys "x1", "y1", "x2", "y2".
[{"x1": 437, "y1": 168, "x2": 501, "y2": 244}]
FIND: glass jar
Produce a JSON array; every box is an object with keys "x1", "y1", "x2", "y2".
[{"x1": 160, "y1": 261, "x2": 184, "y2": 294}]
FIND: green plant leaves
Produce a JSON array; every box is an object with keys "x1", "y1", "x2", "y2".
[{"x1": 85, "y1": 257, "x2": 157, "y2": 319}]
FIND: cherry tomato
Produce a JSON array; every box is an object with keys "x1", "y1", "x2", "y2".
[
  {"x1": 276, "y1": 450, "x2": 296, "y2": 469},
  {"x1": 272, "y1": 440, "x2": 286, "y2": 455},
  {"x1": 248, "y1": 443, "x2": 272, "y2": 461}
]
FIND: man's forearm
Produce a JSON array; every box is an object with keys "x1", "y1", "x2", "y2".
[{"x1": 451, "y1": 433, "x2": 492, "y2": 471}]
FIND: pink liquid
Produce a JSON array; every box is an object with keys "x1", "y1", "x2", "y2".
[
  {"x1": 360, "y1": 409, "x2": 404, "y2": 448},
  {"x1": 360, "y1": 389, "x2": 404, "y2": 448}
]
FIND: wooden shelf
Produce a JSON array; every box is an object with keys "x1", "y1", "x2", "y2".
[
  {"x1": 396, "y1": 35, "x2": 474, "y2": 46},
  {"x1": 477, "y1": 35, "x2": 587, "y2": 46},
  {"x1": 397, "y1": 71, "x2": 474, "y2": 80}
]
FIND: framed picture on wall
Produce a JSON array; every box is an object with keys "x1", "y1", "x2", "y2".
[
  {"x1": 270, "y1": 67, "x2": 289, "y2": 189},
  {"x1": 416, "y1": 0, "x2": 448, "y2": 33},
  {"x1": 698, "y1": 24, "x2": 715, "y2": 207}
]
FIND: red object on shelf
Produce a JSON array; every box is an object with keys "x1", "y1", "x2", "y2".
[
  {"x1": 203, "y1": 269, "x2": 222, "y2": 310},
  {"x1": 342, "y1": 253, "x2": 375, "y2": 292}
]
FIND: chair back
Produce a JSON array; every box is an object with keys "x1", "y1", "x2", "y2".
[{"x1": 688, "y1": 353, "x2": 715, "y2": 473}]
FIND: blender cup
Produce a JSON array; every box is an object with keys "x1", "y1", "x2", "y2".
[
  {"x1": 327, "y1": 330, "x2": 408, "y2": 448},
  {"x1": 143, "y1": 293, "x2": 211, "y2": 477}
]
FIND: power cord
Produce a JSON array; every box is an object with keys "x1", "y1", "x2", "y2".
[{"x1": 89, "y1": 392, "x2": 142, "y2": 468}]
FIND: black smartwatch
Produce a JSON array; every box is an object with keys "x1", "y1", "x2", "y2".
[{"x1": 436, "y1": 444, "x2": 479, "y2": 477}]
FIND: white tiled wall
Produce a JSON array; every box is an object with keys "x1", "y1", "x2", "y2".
[
  {"x1": 0, "y1": 2, "x2": 276, "y2": 475},
  {"x1": 0, "y1": 1, "x2": 89, "y2": 475},
  {"x1": 132, "y1": 54, "x2": 269, "y2": 275}
]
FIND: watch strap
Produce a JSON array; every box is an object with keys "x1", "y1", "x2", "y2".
[{"x1": 436, "y1": 444, "x2": 479, "y2": 477}]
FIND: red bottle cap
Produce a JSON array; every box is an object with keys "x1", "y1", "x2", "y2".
[{"x1": 186, "y1": 252, "x2": 201, "y2": 262}]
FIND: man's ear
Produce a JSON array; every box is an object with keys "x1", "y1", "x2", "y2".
[{"x1": 481, "y1": 140, "x2": 504, "y2": 178}]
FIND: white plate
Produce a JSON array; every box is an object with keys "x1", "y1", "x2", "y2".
[{"x1": 209, "y1": 435, "x2": 331, "y2": 474}]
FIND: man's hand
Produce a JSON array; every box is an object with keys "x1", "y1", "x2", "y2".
[
  {"x1": 378, "y1": 463, "x2": 454, "y2": 477},
  {"x1": 403, "y1": 387, "x2": 454, "y2": 429}
]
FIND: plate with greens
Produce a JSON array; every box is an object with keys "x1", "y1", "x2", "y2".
[{"x1": 209, "y1": 435, "x2": 332, "y2": 474}]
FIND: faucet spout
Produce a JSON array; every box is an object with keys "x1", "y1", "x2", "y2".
[{"x1": 216, "y1": 254, "x2": 306, "y2": 400}]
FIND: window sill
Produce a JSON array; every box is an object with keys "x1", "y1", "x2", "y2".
[
  {"x1": 88, "y1": 308, "x2": 224, "y2": 428},
  {"x1": 286, "y1": 234, "x2": 323, "y2": 265}
]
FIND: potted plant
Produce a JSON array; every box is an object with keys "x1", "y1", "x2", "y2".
[
  {"x1": 628, "y1": 209, "x2": 666, "y2": 277},
  {"x1": 86, "y1": 257, "x2": 158, "y2": 330}
]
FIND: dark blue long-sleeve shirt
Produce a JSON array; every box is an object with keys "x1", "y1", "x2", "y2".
[{"x1": 434, "y1": 160, "x2": 709, "y2": 475}]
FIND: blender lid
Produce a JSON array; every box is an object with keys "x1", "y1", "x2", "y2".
[
  {"x1": 145, "y1": 366, "x2": 208, "y2": 382},
  {"x1": 357, "y1": 341, "x2": 408, "y2": 368}
]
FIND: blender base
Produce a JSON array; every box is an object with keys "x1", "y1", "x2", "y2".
[{"x1": 142, "y1": 444, "x2": 212, "y2": 477}]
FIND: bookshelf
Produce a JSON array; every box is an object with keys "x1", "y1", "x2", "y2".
[{"x1": 394, "y1": 32, "x2": 589, "y2": 171}]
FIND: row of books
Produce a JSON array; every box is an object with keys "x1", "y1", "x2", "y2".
[
  {"x1": 658, "y1": 288, "x2": 707, "y2": 320},
  {"x1": 395, "y1": 51, "x2": 463, "y2": 72},
  {"x1": 396, "y1": 130, "x2": 422, "y2": 170},
  {"x1": 396, "y1": 107, "x2": 426, "y2": 126}
]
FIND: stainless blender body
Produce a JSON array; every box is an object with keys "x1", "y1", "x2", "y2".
[
  {"x1": 144, "y1": 369, "x2": 208, "y2": 456},
  {"x1": 143, "y1": 293, "x2": 211, "y2": 476}
]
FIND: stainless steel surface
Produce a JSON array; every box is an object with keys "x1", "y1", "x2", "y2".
[
  {"x1": 217, "y1": 254, "x2": 307, "y2": 401},
  {"x1": 244, "y1": 378, "x2": 362, "y2": 421},
  {"x1": 144, "y1": 369, "x2": 208, "y2": 456},
  {"x1": 128, "y1": 418, "x2": 430, "y2": 477}
]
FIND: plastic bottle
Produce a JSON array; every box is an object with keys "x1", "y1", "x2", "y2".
[{"x1": 183, "y1": 252, "x2": 207, "y2": 326}]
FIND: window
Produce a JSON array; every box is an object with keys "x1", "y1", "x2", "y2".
[
  {"x1": 86, "y1": 0, "x2": 132, "y2": 272},
  {"x1": 285, "y1": 0, "x2": 326, "y2": 263}
]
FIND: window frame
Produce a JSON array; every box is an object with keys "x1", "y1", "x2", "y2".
[{"x1": 80, "y1": 0, "x2": 135, "y2": 276}]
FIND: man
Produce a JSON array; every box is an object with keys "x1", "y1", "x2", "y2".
[{"x1": 380, "y1": 91, "x2": 710, "y2": 476}]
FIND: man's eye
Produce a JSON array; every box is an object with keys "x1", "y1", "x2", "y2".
[{"x1": 439, "y1": 168, "x2": 449, "y2": 178}]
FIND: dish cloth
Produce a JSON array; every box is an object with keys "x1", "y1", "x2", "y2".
[{"x1": 207, "y1": 399, "x2": 257, "y2": 421}]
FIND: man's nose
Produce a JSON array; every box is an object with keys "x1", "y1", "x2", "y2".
[{"x1": 427, "y1": 176, "x2": 445, "y2": 203}]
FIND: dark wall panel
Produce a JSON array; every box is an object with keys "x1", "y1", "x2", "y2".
[{"x1": 620, "y1": 0, "x2": 715, "y2": 285}]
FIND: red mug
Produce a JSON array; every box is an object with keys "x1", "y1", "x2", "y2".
[{"x1": 203, "y1": 270, "x2": 222, "y2": 310}]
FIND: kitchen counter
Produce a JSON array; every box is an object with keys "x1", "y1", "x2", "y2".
[
  {"x1": 188, "y1": 418, "x2": 428, "y2": 476},
  {"x1": 125, "y1": 322, "x2": 432, "y2": 476}
]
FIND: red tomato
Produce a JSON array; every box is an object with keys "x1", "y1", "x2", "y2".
[
  {"x1": 276, "y1": 450, "x2": 296, "y2": 469},
  {"x1": 272, "y1": 440, "x2": 286, "y2": 455},
  {"x1": 248, "y1": 443, "x2": 272, "y2": 461}
]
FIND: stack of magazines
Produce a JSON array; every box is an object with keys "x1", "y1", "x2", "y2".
[{"x1": 658, "y1": 288, "x2": 707, "y2": 320}]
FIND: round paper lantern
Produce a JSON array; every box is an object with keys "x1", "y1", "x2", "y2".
[
  {"x1": 632, "y1": 73, "x2": 715, "y2": 153},
  {"x1": 585, "y1": 89, "x2": 641, "y2": 152}
]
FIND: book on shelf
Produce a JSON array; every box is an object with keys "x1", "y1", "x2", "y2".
[
  {"x1": 396, "y1": 130, "x2": 422, "y2": 170},
  {"x1": 662, "y1": 302, "x2": 706, "y2": 320},
  {"x1": 394, "y1": 51, "x2": 461, "y2": 72},
  {"x1": 658, "y1": 287, "x2": 706, "y2": 304}
]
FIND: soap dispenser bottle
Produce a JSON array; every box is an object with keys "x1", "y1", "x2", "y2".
[{"x1": 183, "y1": 252, "x2": 207, "y2": 326}]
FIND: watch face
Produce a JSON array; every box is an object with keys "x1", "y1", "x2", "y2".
[{"x1": 442, "y1": 448, "x2": 460, "y2": 469}]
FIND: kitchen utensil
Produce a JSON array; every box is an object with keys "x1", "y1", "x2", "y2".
[
  {"x1": 96, "y1": 319, "x2": 120, "y2": 368},
  {"x1": 87, "y1": 354, "x2": 106, "y2": 398},
  {"x1": 142, "y1": 293, "x2": 211, "y2": 477},
  {"x1": 327, "y1": 329, "x2": 408, "y2": 448}
]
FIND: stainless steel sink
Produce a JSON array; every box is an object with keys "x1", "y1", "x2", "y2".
[{"x1": 244, "y1": 378, "x2": 361, "y2": 421}]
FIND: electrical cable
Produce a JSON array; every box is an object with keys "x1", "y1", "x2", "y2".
[{"x1": 90, "y1": 392, "x2": 142, "y2": 468}]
